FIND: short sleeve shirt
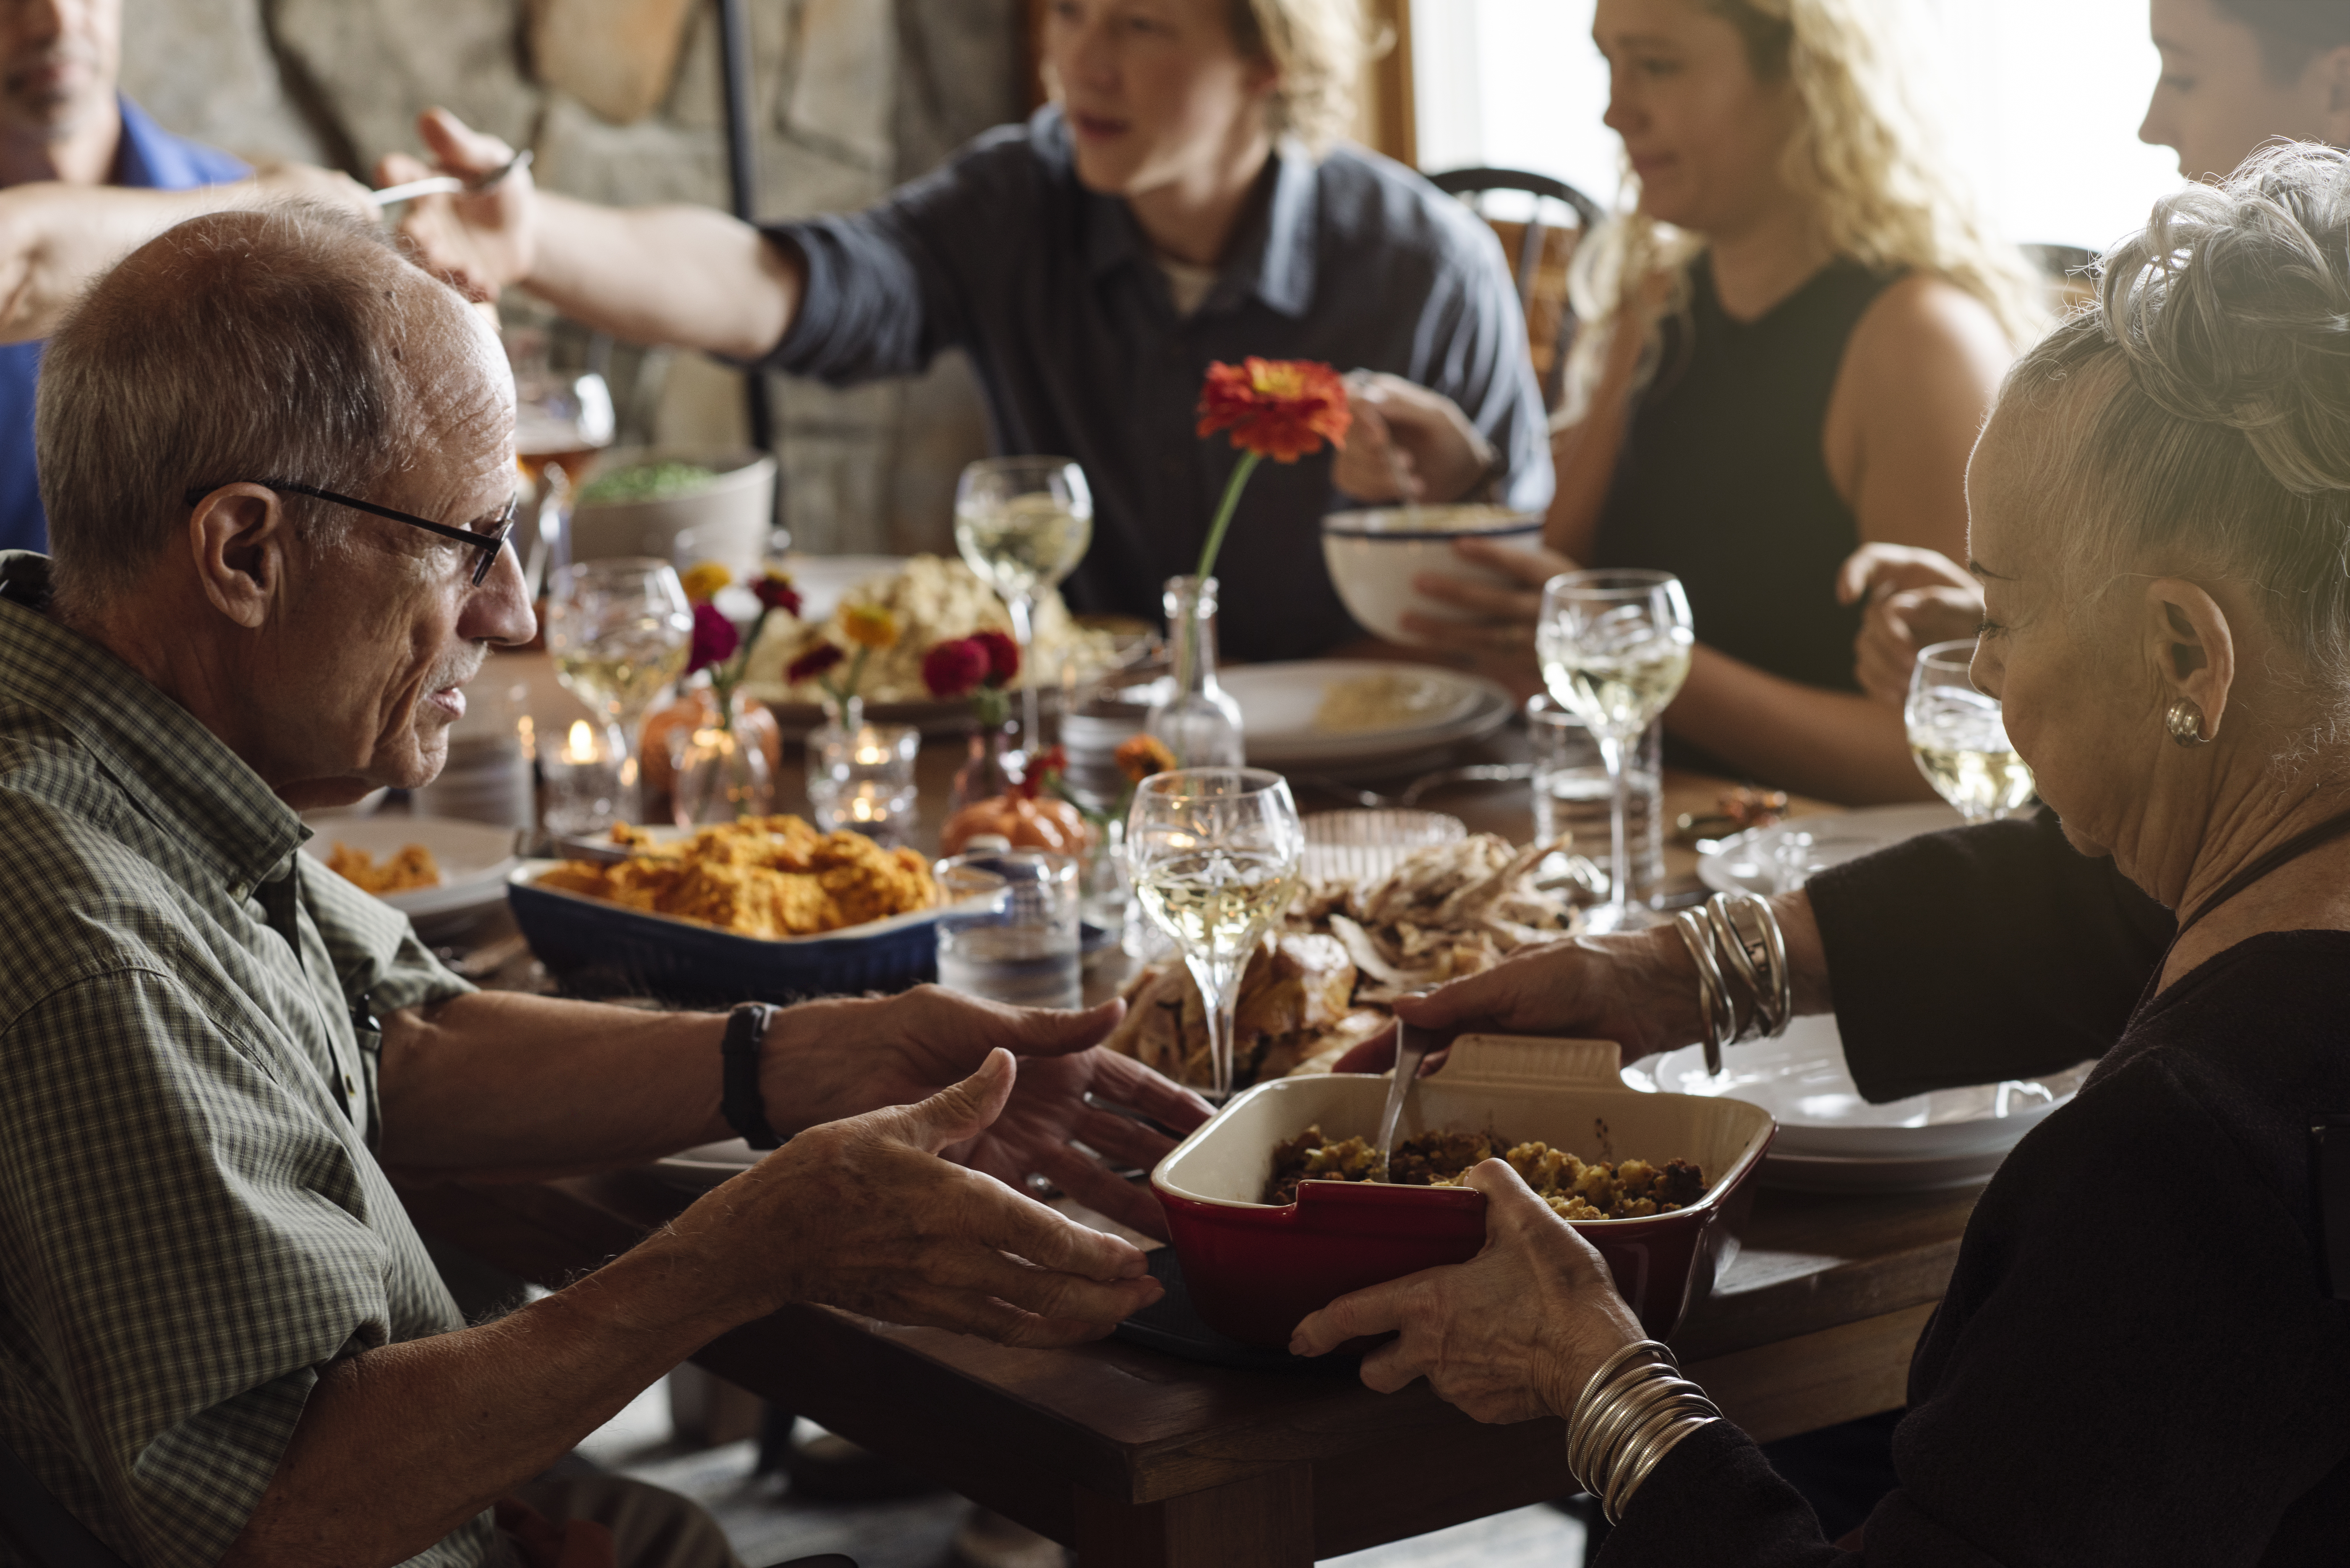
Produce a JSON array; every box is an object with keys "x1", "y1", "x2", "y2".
[{"x1": 0, "y1": 553, "x2": 490, "y2": 1566}]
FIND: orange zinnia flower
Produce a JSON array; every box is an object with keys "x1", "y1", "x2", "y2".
[
  {"x1": 1196, "y1": 357, "x2": 1352, "y2": 463},
  {"x1": 1115, "y1": 733, "x2": 1177, "y2": 784}
]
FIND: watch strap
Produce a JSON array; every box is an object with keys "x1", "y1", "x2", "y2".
[{"x1": 721, "y1": 1002, "x2": 784, "y2": 1150}]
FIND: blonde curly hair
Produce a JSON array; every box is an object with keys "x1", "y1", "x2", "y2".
[{"x1": 1563, "y1": 0, "x2": 2043, "y2": 420}]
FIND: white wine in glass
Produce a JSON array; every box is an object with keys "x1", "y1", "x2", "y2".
[
  {"x1": 545, "y1": 557, "x2": 693, "y2": 824},
  {"x1": 955, "y1": 457, "x2": 1093, "y2": 764},
  {"x1": 1906, "y1": 639, "x2": 2034, "y2": 822},
  {"x1": 1127, "y1": 768, "x2": 1303, "y2": 1101},
  {"x1": 1535, "y1": 570, "x2": 1695, "y2": 934}
]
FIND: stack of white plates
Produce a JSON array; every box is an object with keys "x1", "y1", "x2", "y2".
[
  {"x1": 1624, "y1": 1014, "x2": 2092, "y2": 1192},
  {"x1": 1221, "y1": 660, "x2": 1515, "y2": 771}
]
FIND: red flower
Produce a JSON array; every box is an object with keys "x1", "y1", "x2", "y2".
[
  {"x1": 971, "y1": 628, "x2": 1020, "y2": 686},
  {"x1": 1196, "y1": 358, "x2": 1352, "y2": 463},
  {"x1": 754, "y1": 571, "x2": 802, "y2": 618},
  {"x1": 786, "y1": 642, "x2": 846, "y2": 684},
  {"x1": 686, "y1": 602, "x2": 739, "y2": 675},
  {"x1": 922, "y1": 637, "x2": 990, "y2": 699},
  {"x1": 1013, "y1": 744, "x2": 1068, "y2": 800}
]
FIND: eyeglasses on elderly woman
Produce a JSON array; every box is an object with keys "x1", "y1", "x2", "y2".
[{"x1": 180, "y1": 480, "x2": 518, "y2": 586}]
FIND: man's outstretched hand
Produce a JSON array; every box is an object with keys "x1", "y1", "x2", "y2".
[
  {"x1": 378, "y1": 107, "x2": 538, "y2": 302},
  {"x1": 683, "y1": 1050, "x2": 1164, "y2": 1347},
  {"x1": 764, "y1": 986, "x2": 1214, "y2": 1241}
]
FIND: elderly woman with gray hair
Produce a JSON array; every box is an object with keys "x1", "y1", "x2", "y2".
[{"x1": 1294, "y1": 144, "x2": 2350, "y2": 1562}]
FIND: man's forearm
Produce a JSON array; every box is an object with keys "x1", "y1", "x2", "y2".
[
  {"x1": 377, "y1": 991, "x2": 730, "y2": 1178},
  {"x1": 0, "y1": 182, "x2": 257, "y2": 343},
  {"x1": 524, "y1": 192, "x2": 802, "y2": 360},
  {"x1": 218, "y1": 1226, "x2": 740, "y2": 1567}
]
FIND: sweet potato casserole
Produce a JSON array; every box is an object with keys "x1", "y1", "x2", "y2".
[{"x1": 534, "y1": 815, "x2": 937, "y2": 938}]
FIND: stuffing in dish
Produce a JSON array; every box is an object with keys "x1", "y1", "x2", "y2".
[
  {"x1": 326, "y1": 842, "x2": 441, "y2": 894},
  {"x1": 534, "y1": 815, "x2": 937, "y2": 938},
  {"x1": 1265, "y1": 1125, "x2": 1706, "y2": 1219}
]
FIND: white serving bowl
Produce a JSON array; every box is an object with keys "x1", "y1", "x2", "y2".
[
  {"x1": 570, "y1": 446, "x2": 777, "y2": 584},
  {"x1": 1321, "y1": 505, "x2": 1545, "y2": 645}
]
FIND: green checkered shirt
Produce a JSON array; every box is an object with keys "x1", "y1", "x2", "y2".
[{"x1": 0, "y1": 554, "x2": 491, "y2": 1567}]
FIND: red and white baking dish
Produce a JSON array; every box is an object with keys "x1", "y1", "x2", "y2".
[{"x1": 1150, "y1": 1035, "x2": 1777, "y2": 1349}]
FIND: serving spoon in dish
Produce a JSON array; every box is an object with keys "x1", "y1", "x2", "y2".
[{"x1": 1373, "y1": 1015, "x2": 1436, "y2": 1181}]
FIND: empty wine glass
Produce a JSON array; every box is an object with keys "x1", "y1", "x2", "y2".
[
  {"x1": 955, "y1": 457, "x2": 1094, "y2": 764},
  {"x1": 1535, "y1": 569, "x2": 1695, "y2": 934},
  {"x1": 507, "y1": 324, "x2": 614, "y2": 598},
  {"x1": 1906, "y1": 639, "x2": 2035, "y2": 823},
  {"x1": 1127, "y1": 768, "x2": 1303, "y2": 1101},
  {"x1": 543, "y1": 558, "x2": 692, "y2": 824}
]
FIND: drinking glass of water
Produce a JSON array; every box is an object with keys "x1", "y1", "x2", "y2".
[
  {"x1": 1905, "y1": 639, "x2": 2034, "y2": 823},
  {"x1": 1526, "y1": 694, "x2": 1663, "y2": 907},
  {"x1": 1535, "y1": 569, "x2": 1694, "y2": 933},
  {"x1": 544, "y1": 558, "x2": 693, "y2": 824},
  {"x1": 935, "y1": 850, "x2": 1083, "y2": 1010},
  {"x1": 955, "y1": 457, "x2": 1094, "y2": 763},
  {"x1": 1127, "y1": 768, "x2": 1303, "y2": 1100}
]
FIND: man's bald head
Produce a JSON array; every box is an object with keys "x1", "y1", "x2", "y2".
[{"x1": 34, "y1": 202, "x2": 505, "y2": 618}]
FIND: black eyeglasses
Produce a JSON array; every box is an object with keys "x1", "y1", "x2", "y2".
[{"x1": 182, "y1": 480, "x2": 518, "y2": 586}]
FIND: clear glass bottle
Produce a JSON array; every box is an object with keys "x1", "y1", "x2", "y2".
[
  {"x1": 1144, "y1": 574, "x2": 1244, "y2": 768},
  {"x1": 950, "y1": 720, "x2": 1021, "y2": 813},
  {"x1": 670, "y1": 693, "x2": 776, "y2": 827}
]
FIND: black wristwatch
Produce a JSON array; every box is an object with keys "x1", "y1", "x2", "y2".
[{"x1": 721, "y1": 1002, "x2": 785, "y2": 1149}]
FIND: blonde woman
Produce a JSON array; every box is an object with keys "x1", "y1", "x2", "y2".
[
  {"x1": 392, "y1": 0, "x2": 1551, "y2": 663},
  {"x1": 1370, "y1": 0, "x2": 2034, "y2": 803}
]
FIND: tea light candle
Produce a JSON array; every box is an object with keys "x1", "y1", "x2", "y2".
[
  {"x1": 541, "y1": 716, "x2": 629, "y2": 836},
  {"x1": 808, "y1": 720, "x2": 920, "y2": 838}
]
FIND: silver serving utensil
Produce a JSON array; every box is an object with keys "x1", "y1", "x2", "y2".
[
  {"x1": 371, "y1": 148, "x2": 534, "y2": 206},
  {"x1": 1373, "y1": 1015, "x2": 1434, "y2": 1181}
]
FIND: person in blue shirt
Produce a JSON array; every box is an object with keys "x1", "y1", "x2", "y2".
[{"x1": 0, "y1": 0, "x2": 369, "y2": 551}]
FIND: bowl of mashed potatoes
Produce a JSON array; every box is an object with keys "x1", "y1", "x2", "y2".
[{"x1": 1321, "y1": 505, "x2": 1543, "y2": 646}]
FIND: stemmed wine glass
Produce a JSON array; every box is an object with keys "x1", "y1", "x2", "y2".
[
  {"x1": 1535, "y1": 569, "x2": 1695, "y2": 934},
  {"x1": 954, "y1": 457, "x2": 1094, "y2": 764},
  {"x1": 544, "y1": 558, "x2": 693, "y2": 824},
  {"x1": 506, "y1": 326, "x2": 614, "y2": 598},
  {"x1": 1906, "y1": 639, "x2": 2035, "y2": 823},
  {"x1": 1127, "y1": 768, "x2": 1304, "y2": 1101}
]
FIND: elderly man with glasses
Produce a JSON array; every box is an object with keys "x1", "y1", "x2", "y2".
[{"x1": 0, "y1": 203, "x2": 1205, "y2": 1568}]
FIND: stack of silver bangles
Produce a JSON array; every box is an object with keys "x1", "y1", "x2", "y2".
[
  {"x1": 1671, "y1": 891, "x2": 1793, "y2": 1075},
  {"x1": 1565, "y1": 1339, "x2": 1725, "y2": 1525}
]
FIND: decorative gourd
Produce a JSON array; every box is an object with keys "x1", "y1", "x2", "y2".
[{"x1": 940, "y1": 793, "x2": 1093, "y2": 857}]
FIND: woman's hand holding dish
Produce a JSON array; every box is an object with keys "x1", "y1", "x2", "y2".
[{"x1": 1288, "y1": 1158, "x2": 1643, "y2": 1422}]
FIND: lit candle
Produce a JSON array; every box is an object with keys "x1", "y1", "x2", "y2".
[{"x1": 562, "y1": 719, "x2": 599, "y2": 765}]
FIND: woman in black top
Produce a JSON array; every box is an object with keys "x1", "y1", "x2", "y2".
[
  {"x1": 1356, "y1": 0, "x2": 2034, "y2": 801},
  {"x1": 1301, "y1": 147, "x2": 2350, "y2": 1561}
]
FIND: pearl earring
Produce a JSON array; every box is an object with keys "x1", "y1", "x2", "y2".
[{"x1": 2166, "y1": 698, "x2": 2210, "y2": 747}]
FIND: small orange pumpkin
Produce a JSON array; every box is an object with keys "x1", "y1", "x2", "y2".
[{"x1": 940, "y1": 793, "x2": 1093, "y2": 857}]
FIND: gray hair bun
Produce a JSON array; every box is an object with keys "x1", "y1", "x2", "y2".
[{"x1": 2099, "y1": 142, "x2": 2350, "y2": 497}]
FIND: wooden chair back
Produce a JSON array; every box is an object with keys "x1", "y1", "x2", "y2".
[{"x1": 1428, "y1": 168, "x2": 1608, "y2": 412}]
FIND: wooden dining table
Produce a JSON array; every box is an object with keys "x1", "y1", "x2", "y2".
[{"x1": 397, "y1": 668, "x2": 1978, "y2": 1568}]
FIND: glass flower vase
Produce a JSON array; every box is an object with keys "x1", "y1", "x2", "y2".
[
  {"x1": 950, "y1": 721, "x2": 1021, "y2": 813},
  {"x1": 1144, "y1": 574, "x2": 1245, "y2": 768},
  {"x1": 669, "y1": 693, "x2": 776, "y2": 827}
]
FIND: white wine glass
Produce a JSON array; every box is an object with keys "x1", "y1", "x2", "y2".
[
  {"x1": 544, "y1": 557, "x2": 693, "y2": 824},
  {"x1": 1906, "y1": 639, "x2": 2034, "y2": 823},
  {"x1": 1127, "y1": 767, "x2": 1304, "y2": 1101},
  {"x1": 1535, "y1": 569, "x2": 1695, "y2": 934},
  {"x1": 955, "y1": 456, "x2": 1094, "y2": 764}
]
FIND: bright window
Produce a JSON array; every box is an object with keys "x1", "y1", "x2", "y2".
[{"x1": 1413, "y1": 0, "x2": 2188, "y2": 252}]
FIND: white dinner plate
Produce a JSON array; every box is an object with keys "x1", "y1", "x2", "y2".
[
  {"x1": 1220, "y1": 661, "x2": 1516, "y2": 768},
  {"x1": 1697, "y1": 801, "x2": 1966, "y2": 896},
  {"x1": 302, "y1": 814, "x2": 522, "y2": 921},
  {"x1": 1624, "y1": 1014, "x2": 2092, "y2": 1190}
]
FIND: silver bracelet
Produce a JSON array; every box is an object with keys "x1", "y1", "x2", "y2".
[
  {"x1": 1672, "y1": 911, "x2": 1736, "y2": 1075},
  {"x1": 1561, "y1": 1341, "x2": 1724, "y2": 1525},
  {"x1": 1705, "y1": 893, "x2": 1791, "y2": 1041}
]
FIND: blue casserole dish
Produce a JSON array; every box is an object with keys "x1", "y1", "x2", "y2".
[{"x1": 505, "y1": 861, "x2": 947, "y2": 1005}]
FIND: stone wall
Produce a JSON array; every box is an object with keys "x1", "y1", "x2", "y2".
[{"x1": 117, "y1": 0, "x2": 1021, "y2": 558}]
